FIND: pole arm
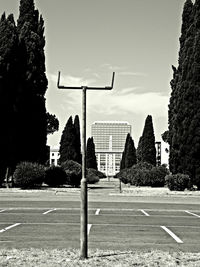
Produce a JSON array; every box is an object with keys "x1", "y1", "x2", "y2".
[{"x1": 57, "y1": 71, "x2": 115, "y2": 90}]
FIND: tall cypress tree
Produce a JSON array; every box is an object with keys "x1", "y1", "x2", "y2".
[
  {"x1": 16, "y1": 0, "x2": 48, "y2": 163},
  {"x1": 74, "y1": 115, "x2": 82, "y2": 164},
  {"x1": 137, "y1": 115, "x2": 156, "y2": 166},
  {"x1": 0, "y1": 13, "x2": 18, "y2": 182},
  {"x1": 169, "y1": 0, "x2": 200, "y2": 188},
  {"x1": 125, "y1": 135, "x2": 137, "y2": 168},
  {"x1": 120, "y1": 133, "x2": 136, "y2": 170},
  {"x1": 86, "y1": 137, "x2": 97, "y2": 169},
  {"x1": 59, "y1": 116, "x2": 76, "y2": 164},
  {"x1": 120, "y1": 133, "x2": 130, "y2": 170}
]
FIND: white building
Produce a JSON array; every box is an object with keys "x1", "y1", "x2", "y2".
[
  {"x1": 91, "y1": 121, "x2": 131, "y2": 176},
  {"x1": 49, "y1": 146, "x2": 60, "y2": 166}
]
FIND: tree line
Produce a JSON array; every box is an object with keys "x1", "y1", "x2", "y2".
[
  {"x1": 0, "y1": 0, "x2": 58, "y2": 185},
  {"x1": 59, "y1": 115, "x2": 97, "y2": 170},
  {"x1": 168, "y1": 0, "x2": 200, "y2": 189},
  {"x1": 120, "y1": 115, "x2": 156, "y2": 170}
]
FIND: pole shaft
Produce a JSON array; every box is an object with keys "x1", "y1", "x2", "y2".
[{"x1": 80, "y1": 87, "x2": 88, "y2": 259}]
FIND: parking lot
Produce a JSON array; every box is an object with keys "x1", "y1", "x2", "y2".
[{"x1": 0, "y1": 195, "x2": 200, "y2": 252}]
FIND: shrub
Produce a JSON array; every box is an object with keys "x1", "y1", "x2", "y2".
[
  {"x1": 61, "y1": 160, "x2": 82, "y2": 187},
  {"x1": 150, "y1": 165, "x2": 169, "y2": 187},
  {"x1": 116, "y1": 162, "x2": 153, "y2": 186},
  {"x1": 86, "y1": 168, "x2": 100, "y2": 184},
  {"x1": 45, "y1": 166, "x2": 67, "y2": 187},
  {"x1": 13, "y1": 162, "x2": 45, "y2": 189},
  {"x1": 94, "y1": 170, "x2": 106, "y2": 179},
  {"x1": 165, "y1": 173, "x2": 190, "y2": 191},
  {"x1": 116, "y1": 162, "x2": 169, "y2": 187}
]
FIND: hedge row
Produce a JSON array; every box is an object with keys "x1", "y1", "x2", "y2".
[
  {"x1": 116, "y1": 162, "x2": 192, "y2": 191},
  {"x1": 13, "y1": 160, "x2": 104, "y2": 189}
]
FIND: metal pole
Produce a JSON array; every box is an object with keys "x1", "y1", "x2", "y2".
[
  {"x1": 80, "y1": 87, "x2": 88, "y2": 259},
  {"x1": 57, "y1": 71, "x2": 115, "y2": 260}
]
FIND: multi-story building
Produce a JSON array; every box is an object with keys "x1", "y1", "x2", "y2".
[
  {"x1": 91, "y1": 121, "x2": 131, "y2": 176},
  {"x1": 49, "y1": 146, "x2": 60, "y2": 166}
]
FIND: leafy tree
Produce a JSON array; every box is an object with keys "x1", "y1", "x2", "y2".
[
  {"x1": 47, "y1": 112, "x2": 59, "y2": 135},
  {"x1": 137, "y1": 115, "x2": 156, "y2": 166},
  {"x1": 161, "y1": 131, "x2": 169, "y2": 143},
  {"x1": 168, "y1": 0, "x2": 200, "y2": 188},
  {"x1": 86, "y1": 137, "x2": 97, "y2": 169}
]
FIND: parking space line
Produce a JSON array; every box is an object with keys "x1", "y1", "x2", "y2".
[
  {"x1": 87, "y1": 224, "x2": 92, "y2": 235},
  {"x1": 140, "y1": 209, "x2": 150, "y2": 216},
  {"x1": 95, "y1": 209, "x2": 101, "y2": 215},
  {"x1": 43, "y1": 208, "x2": 56, "y2": 215},
  {"x1": 0, "y1": 223, "x2": 21, "y2": 233},
  {"x1": 185, "y1": 211, "x2": 200, "y2": 218},
  {"x1": 0, "y1": 210, "x2": 5, "y2": 213},
  {"x1": 161, "y1": 226, "x2": 183, "y2": 243}
]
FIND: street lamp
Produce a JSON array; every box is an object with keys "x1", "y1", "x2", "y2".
[{"x1": 57, "y1": 71, "x2": 115, "y2": 259}]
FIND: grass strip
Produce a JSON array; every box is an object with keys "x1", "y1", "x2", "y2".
[{"x1": 0, "y1": 248, "x2": 200, "y2": 266}]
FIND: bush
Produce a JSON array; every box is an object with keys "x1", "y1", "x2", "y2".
[
  {"x1": 61, "y1": 160, "x2": 82, "y2": 187},
  {"x1": 45, "y1": 166, "x2": 67, "y2": 187},
  {"x1": 13, "y1": 162, "x2": 45, "y2": 189},
  {"x1": 86, "y1": 168, "x2": 100, "y2": 184},
  {"x1": 116, "y1": 162, "x2": 153, "y2": 186},
  {"x1": 165, "y1": 173, "x2": 190, "y2": 191},
  {"x1": 116, "y1": 162, "x2": 169, "y2": 187},
  {"x1": 150, "y1": 165, "x2": 169, "y2": 187},
  {"x1": 94, "y1": 169, "x2": 106, "y2": 179}
]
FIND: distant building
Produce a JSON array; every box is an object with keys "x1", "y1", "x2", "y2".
[
  {"x1": 49, "y1": 146, "x2": 60, "y2": 166},
  {"x1": 91, "y1": 121, "x2": 131, "y2": 176}
]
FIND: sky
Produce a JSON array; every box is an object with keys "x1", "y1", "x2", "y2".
[{"x1": 0, "y1": 0, "x2": 186, "y2": 148}]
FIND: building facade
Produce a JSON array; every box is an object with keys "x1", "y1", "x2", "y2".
[
  {"x1": 91, "y1": 121, "x2": 131, "y2": 176},
  {"x1": 49, "y1": 146, "x2": 60, "y2": 166}
]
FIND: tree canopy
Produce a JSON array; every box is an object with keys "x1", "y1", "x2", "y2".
[
  {"x1": 137, "y1": 115, "x2": 156, "y2": 166},
  {"x1": 168, "y1": 0, "x2": 200, "y2": 188}
]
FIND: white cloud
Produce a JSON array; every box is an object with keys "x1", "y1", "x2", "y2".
[
  {"x1": 118, "y1": 71, "x2": 147, "y2": 77},
  {"x1": 49, "y1": 73, "x2": 96, "y2": 87},
  {"x1": 87, "y1": 90, "x2": 169, "y2": 117}
]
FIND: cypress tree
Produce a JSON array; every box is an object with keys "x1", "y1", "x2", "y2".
[
  {"x1": 86, "y1": 137, "x2": 97, "y2": 169},
  {"x1": 120, "y1": 133, "x2": 130, "y2": 170},
  {"x1": 169, "y1": 0, "x2": 200, "y2": 187},
  {"x1": 0, "y1": 13, "x2": 18, "y2": 182},
  {"x1": 16, "y1": 0, "x2": 48, "y2": 163},
  {"x1": 59, "y1": 116, "x2": 76, "y2": 164},
  {"x1": 136, "y1": 136, "x2": 143, "y2": 163},
  {"x1": 74, "y1": 115, "x2": 82, "y2": 164},
  {"x1": 125, "y1": 135, "x2": 137, "y2": 168},
  {"x1": 120, "y1": 133, "x2": 137, "y2": 170},
  {"x1": 137, "y1": 115, "x2": 156, "y2": 166}
]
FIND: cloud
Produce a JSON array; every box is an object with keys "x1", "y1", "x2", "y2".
[
  {"x1": 87, "y1": 89, "x2": 169, "y2": 118},
  {"x1": 49, "y1": 73, "x2": 96, "y2": 87},
  {"x1": 118, "y1": 71, "x2": 147, "y2": 77}
]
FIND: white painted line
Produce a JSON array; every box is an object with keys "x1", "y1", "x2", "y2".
[
  {"x1": 185, "y1": 210, "x2": 200, "y2": 218},
  {"x1": 0, "y1": 210, "x2": 5, "y2": 213},
  {"x1": 161, "y1": 226, "x2": 183, "y2": 244},
  {"x1": 87, "y1": 224, "x2": 92, "y2": 235},
  {"x1": 95, "y1": 209, "x2": 101, "y2": 215},
  {"x1": 141, "y1": 209, "x2": 150, "y2": 216},
  {"x1": 43, "y1": 208, "x2": 56, "y2": 215},
  {"x1": 0, "y1": 223, "x2": 21, "y2": 233}
]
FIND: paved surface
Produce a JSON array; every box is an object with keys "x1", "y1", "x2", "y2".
[{"x1": 0, "y1": 179, "x2": 200, "y2": 252}]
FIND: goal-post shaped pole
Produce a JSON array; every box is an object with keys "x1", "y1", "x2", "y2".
[{"x1": 57, "y1": 71, "x2": 115, "y2": 259}]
